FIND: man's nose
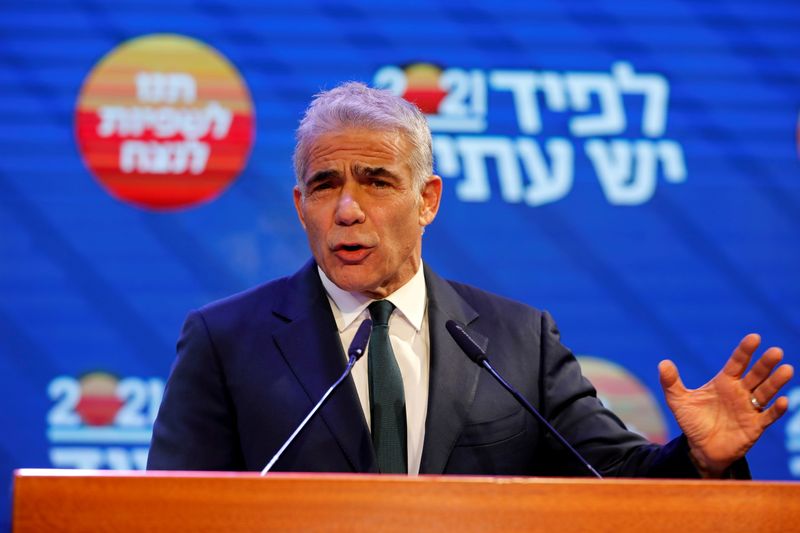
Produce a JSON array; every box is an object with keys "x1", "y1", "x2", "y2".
[{"x1": 334, "y1": 187, "x2": 366, "y2": 226}]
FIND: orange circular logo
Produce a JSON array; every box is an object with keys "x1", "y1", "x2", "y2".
[
  {"x1": 402, "y1": 63, "x2": 447, "y2": 114},
  {"x1": 75, "y1": 34, "x2": 255, "y2": 210},
  {"x1": 577, "y1": 356, "x2": 668, "y2": 444},
  {"x1": 75, "y1": 372, "x2": 123, "y2": 426}
]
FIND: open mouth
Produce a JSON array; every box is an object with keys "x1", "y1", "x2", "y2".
[{"x1": 333, "y1": 243, "x2": 371, "y2": 263}]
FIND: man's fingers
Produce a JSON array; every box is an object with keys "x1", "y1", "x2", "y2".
[
  {"x1": 741, "y1": 347, "x2": 784, "y2": 391},
  {"x1": 752, "y1": 364, "x2": 795, "y2": 407},
  {"x1": 722, "y1": 333, "x2": 761, "y2": 378},
  {"x1": 760, "y1": 395, "x2": 790, "y2": 429},
  {"x1": 658, "y1": 359, "x2": 686, "y2": 395}
]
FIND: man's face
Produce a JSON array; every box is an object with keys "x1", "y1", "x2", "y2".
[{"x1": 293, "y1": 128, "x2": 441, "y2": 299}]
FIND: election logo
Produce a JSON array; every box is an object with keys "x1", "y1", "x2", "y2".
[
  {"x1": 47, "y1": 372, "x2": 164, "y2": 470},
  {"x1": 374, "y1": 62, "x2": 686, "y2": 206},
  {"x1": 75, "y1": 34, "x2": 255, "y2": 210},
  {"x1": 397, "y1": 63, "x2": 448, "y2": 114},
  {"x1": 577, "y1": 356, "x2": 668, "y2": 443},
  {"x1": 73, "y1": 372, "x2": 125, "y2": 426},
  {"x1": 787, "y1": 386, "x2": 800, "y2": 477}
]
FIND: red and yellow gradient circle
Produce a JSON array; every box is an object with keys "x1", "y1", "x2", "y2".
[
  {"x1": 402, "y1": 63, "x2": 447, "y2": 114},
  {"x1": 577, "y1": 356, "x2": 668, "y2": 444},
  {"x1": 75, "y1": 372, "x2": 123, "y2": 426},
  {"x1": 75, "y1": 34, "x2": 255, "y2": 210}
]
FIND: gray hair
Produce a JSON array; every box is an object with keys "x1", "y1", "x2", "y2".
[{"x1": 293, "y1": 81, "x2": 433, "y2": 193}]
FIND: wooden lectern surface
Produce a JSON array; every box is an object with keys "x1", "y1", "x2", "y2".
[{"x1": 13, "y1": 469, "x2": 800, "y2": 532}]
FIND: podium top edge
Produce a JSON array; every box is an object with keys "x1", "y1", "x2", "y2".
[{"x1": 13, "y1": 469, "x2": 800, "y2": 487}]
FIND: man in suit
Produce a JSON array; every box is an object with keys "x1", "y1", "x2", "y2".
[{"x1": 148, "y1": 82, "x2": 792, "y2": 477}]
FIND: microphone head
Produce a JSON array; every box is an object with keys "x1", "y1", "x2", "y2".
[
  {"x1": 445, "y1": 320, "x2": 487, "y2": 364},
  {"x1": 348, "y1": 319, "x2": 372, "y2": 360}
]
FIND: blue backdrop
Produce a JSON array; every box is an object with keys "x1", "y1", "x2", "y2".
[{"x1": 2, "y1": 0, "x2": 799, "y2": 527}]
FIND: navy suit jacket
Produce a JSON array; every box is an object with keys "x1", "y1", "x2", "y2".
[{"x1": 148, "y1": 260, "x2": 733, "y2": 477}]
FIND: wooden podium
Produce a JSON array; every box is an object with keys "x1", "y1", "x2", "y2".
[{"x1": 12, "y1": 469, "x2": 800, "y2": 532}]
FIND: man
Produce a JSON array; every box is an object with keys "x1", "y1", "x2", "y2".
[{"x1": 148, "y1": 82, "x2": 793, "y2": 477}]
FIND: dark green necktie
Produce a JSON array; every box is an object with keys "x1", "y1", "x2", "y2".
[{"x1": 367, "y1": 300, "x2": 407, "y2": 474}]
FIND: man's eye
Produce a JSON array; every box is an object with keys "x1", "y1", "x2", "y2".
[
  {"x1": 370, "y1": 179, "x2": 390, "y2": 188},
  {"x1": 310, "y1": 182, "x2": 333, "y2": 193}
]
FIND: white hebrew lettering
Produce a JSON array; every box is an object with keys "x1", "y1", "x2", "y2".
[
  {"x1": 150, "y1": 107, "x2": 179, "y2": 137},
  {"x1": 516, "y1": 138, "x2": 574, "y2": 206},
  {"x1": 96, "y1": 107, "x2": 128, "y2": 137},
  {"x1": 378, "y1": 62, "x2": 684, "y2": 207},
  {"x1": 135, "y1": 72, "x2": 196, "y2": 104},
  {"x1": 791, "y1": 457, "x2": 800, "y2": 477},
  {"x1": 432, "y1": 135, "x2": 461, "y2": 177},
  {"x1": 119, "y1": 140, "x2": 210, "y2": 174},
  {"x1": 433, "y1": 136, "x2": 575, "y2": 206},
  {"x1": 456, "y1": 136, "x2": 523, "y2": 203},
  {"x1": 655, "y1": 140, "x2": 687, "y2": 183},
  {"x1": 566, "y1": 73, "x2": 626, "y2": 137},
  {"x1": 206, "y1": 101, "x2": 233, "y2": 139},
  {"x1": 119, "y1": 141, "x2": 144, "y2": 173},
  {"x1": 587, "y1": 139, "x2": 686, "y2": 204},
  {"x1": 784, "y1": 387, "x2": 800, "y2": 452},
  {"x1": 587, "y1": 139, "x2": 657, "y2": 205},
  {"x1": 50, "y1": 447, "x2": 150, "y2": 470},
  {"x1": 612, "y1": 62, "x2": 669, "y2": 137},
  {"x1": 96, "y1": 103, "x2": 232, "y2": 140},
  {"x1": 106, "y1": 447, "x2": 135, "y2": 470},
  {"x1": 489, "y1": 71, "x2": 542, "y2": 134},
  {"x1": 50, "y1": 448, "x2": 103, "y2": 469},
  {"x1": 540, "y1": 72, "x2": 568, "y2": 112},
  {"x1": 132, "y1": 447, "x2": 149, "y2": 470}
]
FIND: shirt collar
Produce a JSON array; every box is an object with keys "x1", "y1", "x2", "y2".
[{"x1": 318, "y1": 264, "x2": 427, "y2": 333}]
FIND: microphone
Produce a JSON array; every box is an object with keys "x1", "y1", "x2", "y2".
[
  {"x1": 260, "y1": 318, "x2": 372, "y2": 475},
  {"x1": 445, "y1": 320, "x2": 603, "y2": 479}
]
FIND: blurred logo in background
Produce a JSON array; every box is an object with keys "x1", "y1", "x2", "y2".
[
  {"x1": 47, "y1": 372, "x2": 164, "y2": 469},
  {"x1": 577, "y1": 356, "x2": 668, "y2": 443},
  {"x1": 75, "y1": 34, "x2": 255, "y2": 211},
  {"x1": 375, "y1": 62, "x2": 686, "y2": 207},
  {"x1": 400, "y1": 63, "x2": 448, "y2": 114},
  {"x1": 787, "y1": 387, "x2": 800, "y2": 477}
]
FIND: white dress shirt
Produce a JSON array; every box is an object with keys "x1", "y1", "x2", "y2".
[{"x1": 318, "y1": 265, "x2": 430, "y2": 475}]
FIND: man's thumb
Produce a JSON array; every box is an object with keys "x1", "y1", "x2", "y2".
[{"x1": 658, "y1": 359, "x2": 685, "y2": 394}]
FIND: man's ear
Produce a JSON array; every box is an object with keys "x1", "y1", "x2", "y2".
[
  {"x1": 293, "y1": 186, "x2": 307, "y2": 229},
  {"x1": 419, "y1": 175, "x2": 443, "y2": 227}
]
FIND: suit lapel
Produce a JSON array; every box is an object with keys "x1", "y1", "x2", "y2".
[
  {"x1": 419, "y1": 264, "x2": 486, "y2": 474},
  {"x1": 271, "y1": 261, "x2": 377, "y2": 473},
  {"x1": 269, "y1": 261, "x2": 485, "y2": 475}
]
